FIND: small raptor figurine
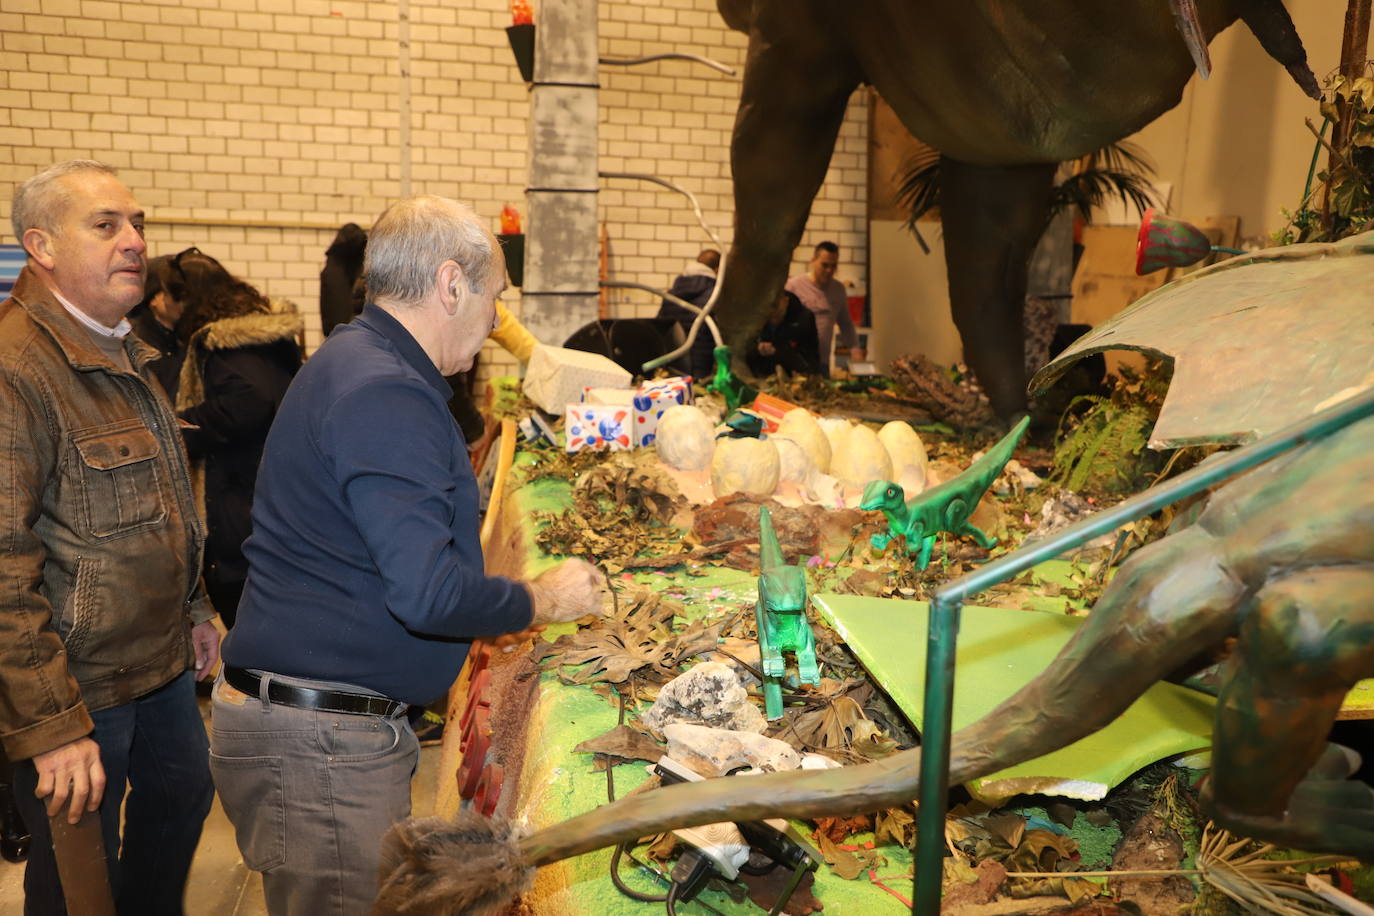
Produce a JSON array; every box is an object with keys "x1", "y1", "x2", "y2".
[
  {"x1": 861, "y1": 416, "x2": 1030, "y2": 569},
  {"x1": 756, "y1": 505, "x2": 819, "y2": 720}
]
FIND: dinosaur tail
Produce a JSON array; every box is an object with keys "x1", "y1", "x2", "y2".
[
  {"x1": 1239, "y1": 0, "x2": 1320, "y2": 100},
  {"x1": 959, "y1": 414, "x2": 1031, "y2": 498},
  {"x1": 390, "y1": 528, "x2": 1244, "y2": 910},
  {"x1": 515, "y1": 527, "x2": 1239, "y2": 862},
  {"x1": 758, "y1": 504, "x2": 784, "y2": 570}
]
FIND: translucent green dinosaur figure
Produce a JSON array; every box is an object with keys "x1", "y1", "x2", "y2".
[
  {"x1": 756, "y1": 505, "x2": 819, "y2": 720},
  {"x1": 861, "y1": 416, "x2": 1030, "y2": 569},
  {"x1": 706, "y1": 345, "x2": 757, "y2": 412}
]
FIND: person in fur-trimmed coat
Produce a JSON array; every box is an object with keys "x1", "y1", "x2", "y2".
[{"x1": 169, "y1": 249, "x2": 303, "y2": 627}]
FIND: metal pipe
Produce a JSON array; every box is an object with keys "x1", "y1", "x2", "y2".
[
  {"x1": 599, "y1": 280, "x2": 723, "y2": 346},
  {"x1": 911, "y1": 386, "x2": 1374, "y2": 915},
  {"x1": 597, "y1": 172, "x2": 729, "y2": 372},
  {"x1": 599, "y1": 53, "x2": 736, "y2": 76}
]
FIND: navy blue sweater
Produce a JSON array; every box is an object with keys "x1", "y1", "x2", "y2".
[{"x1": 223, "y1": 304, "x2": 532, "y2": 705}]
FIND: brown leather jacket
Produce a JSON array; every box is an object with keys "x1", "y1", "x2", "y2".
[{"x1": 0, "y1": 268, "x2": 214, "y2": 761}]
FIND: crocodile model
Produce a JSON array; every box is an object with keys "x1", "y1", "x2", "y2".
[
  {"x1": 708, "y1": 0, "x2": 1316, "y2": 418},
  {"x1": 382, "y1": 409, "x2": 1374, "y2": 915},
  {"x1": 861, "y1": 416, "x2": 1030, "y2": 568},
  {"x1": 756, "y1": 505, "x2": 820, "y2": 721}
]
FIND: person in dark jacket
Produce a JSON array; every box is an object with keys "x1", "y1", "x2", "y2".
[
  {"x1": 126, "y1": 255, "x2": 186, "y2": 398},
  {"x1": 320, "y1": 222, "x2": 368, "y2": 337},
  {"x1": 655, "y1": 248, "x2": 719, "y2": 380},
  {"x1": 167, "y1": 248, "x2": 303, "y2": 627},
  {"x1": 746, "y1": 289, "x2": 822, "y2": 377}
]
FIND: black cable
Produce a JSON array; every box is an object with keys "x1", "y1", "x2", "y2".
[
  {"x1": 610, "y1": 842, "x2": 670, "y2": 902},
  {"x1": 665, "y1": 882, "x2": 683, "y2": 916}
]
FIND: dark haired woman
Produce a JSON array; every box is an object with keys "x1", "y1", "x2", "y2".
[
  {"x1": 167, "y1": 249, "x2": 303, "y2": 627},
  {"x1": 127, "y1": 254, "x2": 188, "y2": 397}
]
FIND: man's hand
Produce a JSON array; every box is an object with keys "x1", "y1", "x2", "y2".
[
  {"x1": 527, "y1": 559, "x2": 605, "y2": 626},
  {"x1": 490, "y1": 623, "x2": 548, "y2": 653},
  {"x1": 191, "y1": 620, "x2": 222, "y2": 680},
  {"x1": 32, "y1": 738, "x2": 105, "y2": 825}
]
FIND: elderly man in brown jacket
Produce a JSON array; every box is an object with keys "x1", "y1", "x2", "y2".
[{"x1": 1, "y1": 160, "x2": 220, "y2": 915}]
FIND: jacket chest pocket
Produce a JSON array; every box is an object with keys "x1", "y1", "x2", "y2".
[{"x1": 71, "y1": 424, "x2": 168, "y2": 538}]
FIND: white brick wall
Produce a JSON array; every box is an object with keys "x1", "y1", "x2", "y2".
[{"x1": 1, "y1": 0, "x2": 868, "y2": 380}]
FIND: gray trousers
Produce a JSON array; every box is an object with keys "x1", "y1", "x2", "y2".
[{"x1": 209, "y1": 672, "x2": 418, "y2": 916}]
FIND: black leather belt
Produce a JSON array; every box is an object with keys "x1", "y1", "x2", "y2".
[{"x1": 224, "y1": 667, "x2": 407, "y2": 718}]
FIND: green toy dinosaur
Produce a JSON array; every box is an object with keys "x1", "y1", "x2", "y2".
[
  {"x1": 705, "y1": 345, "x2": 757, "y2": 412},
  {"x1": 861, "y1": 416, "x2": 1030, "y2": 569},
  {"x1": 756, "y1": 505, "x2": 819, "y2": 720}
]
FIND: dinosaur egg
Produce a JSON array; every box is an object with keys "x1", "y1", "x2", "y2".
[
  {"x1": 711, "y1": 436, "x2": 780, "y2": 497},
  {"x1": 879, "y1": 420, "x2": 929, "y2": 494},
  {"x1": 775, "y1": 408, "x2": 831, "y2": 474},
  {"x1": 655, "y1": 405, "x2": 716, "y2": 470},
  {"x1": 816, "y1": 416, "x2": 852, "y2": 459},
  {"x1": 770, "y1": 436, "x2": 814, "y2": 483},
  {"x1": 830, "y1": 423, "x2": 893, "y2": 491}
]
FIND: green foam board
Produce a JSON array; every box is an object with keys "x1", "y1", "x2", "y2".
[{"x1": 812, "y1": 593, "x2": 1216, "y2": 801}]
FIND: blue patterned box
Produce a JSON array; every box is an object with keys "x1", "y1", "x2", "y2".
[
  {"x1": 631, "y1": 376, "x2": 693, "y2": 448},
  {"x1": 564, "y1": 405, "x2": 633, "y2": 453}
]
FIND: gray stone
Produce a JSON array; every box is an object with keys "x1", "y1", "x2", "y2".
[
  {"x1": 642, "y1": 662, "x2": 767, "y2": 734},
  {"x1": 663, "y1": 723, "x2": 802, "y2": 777}
]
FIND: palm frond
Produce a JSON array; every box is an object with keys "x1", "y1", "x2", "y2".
[
  {"x1": 1049, "y1": 169, "x2": 1157, "y2": 225},
  {"x1": 894, "y1": 146, "x2": 943, "y2": 234}
]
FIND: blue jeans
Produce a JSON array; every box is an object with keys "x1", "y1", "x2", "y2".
[
  {"x1": 209, "y1": 671, "x2": 418, "y2": 916},
  {"x1": 13, "y1": 670, "x2": 214, "y2": 916}
]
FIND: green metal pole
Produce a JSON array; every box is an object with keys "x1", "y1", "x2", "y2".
[
  {"x1": 913, "y1": 594, "x2": 960, "y2": 916},
  {"x1": 910, "y1": 388, "x2": 1374, "y2": 914}
]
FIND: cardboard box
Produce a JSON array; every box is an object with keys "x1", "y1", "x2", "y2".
[{"x1": 523, "y1": 345, "x2": 632, "y2": 414}]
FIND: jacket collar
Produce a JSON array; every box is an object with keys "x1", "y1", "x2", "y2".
[
  {"x1": 353, "y1": 302, "x2": 454, "y2": 401},
  {"x1": 10, "y1": 267, "x2": 158, "y2": 373}
]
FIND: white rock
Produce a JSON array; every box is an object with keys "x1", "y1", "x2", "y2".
[
  {"x1": 643, "y1": 662, "x2": 767, "y2": 734},
  {"x1": 879, "y1": 421, "x2": 928, "y2": 494},
  {"x1": 710, "y1": 436, "x2": 780, "y2": 497},
  {"x1": 800, "y1": 754, "x2": 843, "y2": 770},
  {"x1": 830, "y1": 423, "x2": 894, "y2": 491},
  {"x1": 775, "y1": 409, "x2": 831, "y2": 474},
  {"x1": 771, "y1": 436, "x2": 815, "y2": 484},
  {"x1": 663, "y1": 723, "x2": 802, "y2": 777},
  {"x1": 655, "y1": 405, "x2": 716, "y2": 470}
]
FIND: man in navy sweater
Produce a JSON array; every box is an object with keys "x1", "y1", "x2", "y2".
[{"x1": 210, "y1": 196, "x2": 602, "y2": 915}]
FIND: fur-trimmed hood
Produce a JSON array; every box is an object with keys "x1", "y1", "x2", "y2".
[{"x1": 176, "y1": 309, "x2": 303, "y2": 411}]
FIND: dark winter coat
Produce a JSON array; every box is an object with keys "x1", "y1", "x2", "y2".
[
  {"x1": 176, "y1": 310, "x2": 302, "y2": 619},
  {"x1": 655, "y1": 266, "x2": 717, "y2": 380},
  {"x1": 127, "y1": 303, "x2": 186, "y2": 398},
  {"x1": 320, "y1": 223, "x2": 367, "y2": 337}
]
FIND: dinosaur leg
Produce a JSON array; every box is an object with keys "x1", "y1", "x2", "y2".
[
  {"x1": 939, "y1": 157, "x2": 1057, "y2": 419},
  {"x1": 915, "y1": 534, "x2": 936, "y2": 570},
  {"x1": 946, "y1": 526, "x2": 1244, "y2": 779},
  {"x1": 1203, "y1": 567, "x2": 1374, "y2": 857},
  {"x1": 956, "y1": 520, "x2": 997, "y2": 549},
  {"x1": 756, "y1": 594, "x2": 783, "y2": 678},
  {"x1": 713, "y1": 25, "x2": 861, "y2": 355}
]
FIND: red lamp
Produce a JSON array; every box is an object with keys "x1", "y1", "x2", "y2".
[{"x1": 1135, "y1": 208, "x2": 1243, "y2": 275}]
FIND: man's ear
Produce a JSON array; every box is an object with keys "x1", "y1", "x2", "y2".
[
  {"x1": 437, "y1": 260, "x2": 465, "y2": 316},
  {"x1": 23, "y1": 228, "x2": 57, "y2": 270}
]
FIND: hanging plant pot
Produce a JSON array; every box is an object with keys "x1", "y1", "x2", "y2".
[
  {"x1": 497, "y1": 232, "x2": 525, "y2": 287},
  {"x1": 506, "y1": 24, "x2": 535, "y2": 83}
]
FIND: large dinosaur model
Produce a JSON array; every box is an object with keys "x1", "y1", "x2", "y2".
[
  {"x1": 382, "y1": 410, "x2": 1374, "y2": 913},
  {"x1": 756, "y1": 505, "x2": 820, "y2": 720},
  {"x1": 861, "y1": 416, "x2": 1030, "y2": 568},
  {"x1": 708, "y1": 0, "x2": 1317, "y2": 418}
]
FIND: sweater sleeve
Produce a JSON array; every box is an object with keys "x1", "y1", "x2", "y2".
[
  {"x1": 321, "y1": 376, "x2": 533, "y2": 638},
  {"x1": 489, "y1": 301, "x2": 538, "y2": 365}
]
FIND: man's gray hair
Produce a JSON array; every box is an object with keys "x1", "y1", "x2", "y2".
[
  {"x1": 363, "y1": 196, "x2": 494, "y2": 306},
  {"x1": 11, "y1": 160, "x2": 118, "y2": 243}
]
